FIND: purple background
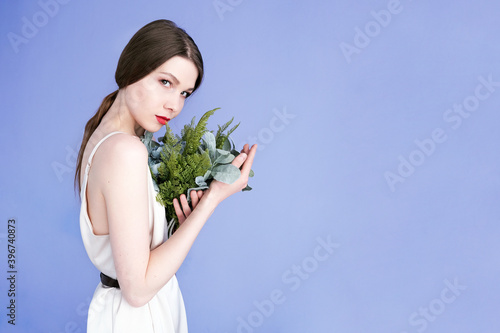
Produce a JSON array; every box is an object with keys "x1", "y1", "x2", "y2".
[{"x1": 1, "y1": 0, "x2": 499, "y2": 332}]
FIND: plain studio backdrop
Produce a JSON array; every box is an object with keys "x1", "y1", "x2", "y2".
[{"x1": 1, "y1": 0, "x2": 499, "y2": 332}]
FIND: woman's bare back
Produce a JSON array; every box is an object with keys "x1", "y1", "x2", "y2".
[{"x1": 80, "y1": 130, "x2": 143, "y2": 235}]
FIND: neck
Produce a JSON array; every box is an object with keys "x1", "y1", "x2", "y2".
[{"x1": 99, "y1": 90, "x2": 145, "y2": 137}]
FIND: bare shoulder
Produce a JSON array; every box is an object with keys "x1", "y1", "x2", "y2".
[
  {"x1": 102, "y1": 133, "x2": 146, "y2": 155},
  {"x1": 92, "y1": 133, "x2": 148, "y2": 174}
]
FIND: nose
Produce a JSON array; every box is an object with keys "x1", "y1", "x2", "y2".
[{"x1": 163, "y1": 94, "x2": 184, "y2": 115}]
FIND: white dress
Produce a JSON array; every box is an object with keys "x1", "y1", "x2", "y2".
[{"x1": 79, "y1": 131, "x2": 188, "y2": 333}]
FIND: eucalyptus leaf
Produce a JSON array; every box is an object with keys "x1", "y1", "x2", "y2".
[
  {"x1": 229, "y1": 136, "x2": 236, "y2": 150},
  {"x1": 222, "y1": 136, "x2": 232, "y2": 151},
  {"x1": 202, "y1": 131, "x2": 216, "y2": 162},
  {"x1": 216, "y1": 148, "x2": 231, "y2": 156},
  {"x1": 242, "y1": 185, "x2": 252, "y2": 191},
  {"x1": 214, "y1": 150, "x2": 235, "y2": 164},
  {"x1": 212, "y1": 164, "x2": 241, "y2": 184},
  {"x1": 150, "y1": 140, "x2": 160, "y2": 149},
  {"x1": 186, "y1": 185, "x2": 209, "y2": 203},
  {"x1": 195, "y1": 176, "x2": 207, "y2": 186},
  {"x1": 150, "y1": 163, "x2": 162, "y2": 177},
  {"x1": 151, "y1": 146, "x2": 163, "y2": 159},
  {"x1": 215, "y1": 154, "x2": 235, "y2": 165},
  {"x1": 141, "y1": 131, "x2": 153, "y2": 147}
]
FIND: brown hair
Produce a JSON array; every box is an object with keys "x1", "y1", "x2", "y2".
[{"x1": 75, "y1": 19, "x2": 204, "y2": 193}]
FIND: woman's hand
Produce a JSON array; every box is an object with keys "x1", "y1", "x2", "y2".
[
  {"x1": 174, "y1": 143, "x2": 257, "y2": 222},
  {"x1": 173, "y1": 190, "x2": 205, "y2": 225},
  {"x1": 204, "y1": 143, "x2": 257, "y2": 205}
]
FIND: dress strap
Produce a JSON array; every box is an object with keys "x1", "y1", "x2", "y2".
[
  {"x1": 81, "y1": 131, "x2": 125, "y2": 197},
  {"x1": 85, "y1": 132, "x2": 125, "y2": 172}
]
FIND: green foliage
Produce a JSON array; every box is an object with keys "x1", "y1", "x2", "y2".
[
  {"x1": 156, "y1": 148, "x2": 212, "y2": 225},
  {"x1": 215, "y1": 117, "x2": 240, "y2": 149},
  {"x1": 141, "y1": 107, "x2": 254, "y2": 234},
  {"x1": 183, "y1": 108, "x2": 219, "y2": 156}
]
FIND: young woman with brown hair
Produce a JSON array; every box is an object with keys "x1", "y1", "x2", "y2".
[{"x1": 75, "y1": 19, "x2": 257, "y2": 332}]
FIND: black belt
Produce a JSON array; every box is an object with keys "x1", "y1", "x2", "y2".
[{"x1": 100, "y1": 272, "x2": 120, "y2": 289}]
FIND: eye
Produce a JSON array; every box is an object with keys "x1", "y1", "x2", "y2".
[
  {"x1": 160, "y1": 79, "x2": 171, "y2": 87},
  {"x1": 181, "y1": 91, "x2": 191, "y2": 98}
]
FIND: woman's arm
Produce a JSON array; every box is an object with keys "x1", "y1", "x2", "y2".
[{"x1": 97, "y1": 134, "x2": 256, "y2": 307}]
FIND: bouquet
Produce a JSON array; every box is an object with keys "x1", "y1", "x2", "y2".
[{"x1": 141, "y1": 108, "x2": 254, "y2": 235}]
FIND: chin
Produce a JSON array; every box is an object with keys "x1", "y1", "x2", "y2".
[
  {"x1": 150, "y1": 125, "x2": 165, "y2": 134},
  {"x1": 141, "y1": 123, "x2": 162, "y2": 134}
]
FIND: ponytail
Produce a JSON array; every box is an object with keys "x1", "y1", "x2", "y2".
[{"x1": 74, "y1": 90, "x2": 118, "y2": 194}]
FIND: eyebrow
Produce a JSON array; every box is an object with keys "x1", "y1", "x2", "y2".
[{"x1": 159, "y1": 72, "x2": 194, "y2": 92}]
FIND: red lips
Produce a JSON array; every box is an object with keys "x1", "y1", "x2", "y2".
[{"x1": 155, "y1": 115, "x2": 170, "y2": 125}]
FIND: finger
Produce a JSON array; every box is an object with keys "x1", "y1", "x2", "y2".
[
  {"x1": 173, "y1": 198, "x2": 186, "y2": 225},
  {"x1": 231, "y1": 152, "x2": 247, "y2": 168},
  {"x1": 231, "y1": 143, "x2": 255, "y2": 169},
  {"x1": 197, "y1": 190, "x2": 204, "y2": 199},
  {"x1": 240, "y1": 143, "x2": 249, "y2": 155},
  {"x1": 180, "y1": 194, "x2": 192, "y2": 216},
  {"x1": 232, "y1": 144, "x2": 249, "y2": 168},
  {"x1": 190, "y1": 190, "x2": 199, "y2": 209},
  {"x1": 240, "y1": 144, "x2": 257, "y2": 175},
  {"x1": 239, "y1": 144, "x2": 251, "y2": 170}
]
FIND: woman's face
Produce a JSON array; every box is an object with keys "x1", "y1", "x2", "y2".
[{"x1": 123, "y1": 55, "x2": 199, "y2": 133}]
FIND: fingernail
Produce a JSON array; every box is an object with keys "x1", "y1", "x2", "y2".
[{"x1": 240, "y1": 153, "x2": 247, "y2": 159}]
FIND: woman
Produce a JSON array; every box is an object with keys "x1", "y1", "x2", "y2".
[{"x1": 75, "y1": 19, "x2": 257, "y2": 332}]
